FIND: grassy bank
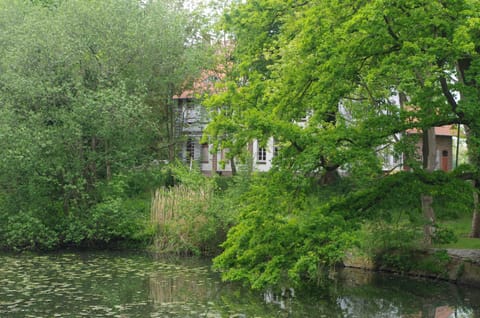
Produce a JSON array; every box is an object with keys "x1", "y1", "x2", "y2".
[{"x1": 435, "y1": 216, "x2": 480, "y2": 249}]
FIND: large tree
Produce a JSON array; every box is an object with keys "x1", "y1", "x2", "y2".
[
  {"x1": 206, "y1": 0, "x2": 480, "y2": 230},
  {"x1": 207, "y1": 0, "x2": 480, "y2": 288}
]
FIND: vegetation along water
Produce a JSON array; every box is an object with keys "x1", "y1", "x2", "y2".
[{"x1": 1, "y1": 1, "x2": 480, "y2": 316}]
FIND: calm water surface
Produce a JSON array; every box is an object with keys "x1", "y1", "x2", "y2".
[{"x1": 0, "y1": 251, "x2": 479, "y2": 317}]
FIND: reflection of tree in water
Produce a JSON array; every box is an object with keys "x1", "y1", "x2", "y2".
[
  {"x1": 149, "y1": 261, "x2": 480, "y2": 318},
  {"x1": 333, "y1": 268, "x2": 480, "y2": 318},
  {"x1": 148, "y1": 270, "x2": 289, "y2": 317},
  {"x1": 148, "y1": 271, "x2": 219, "y2": 304},
  {"x1": 1, "y1": 253, "x2": 479, "y2": 317}
]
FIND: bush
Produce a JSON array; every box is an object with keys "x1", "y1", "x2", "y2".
[
  {"x1": 86, "y1": 197, "x2": 150, "y2": 243},
  {"x1": 361, "y1": 220, "x2": 421, "y2": 255},
  {"x1": 0, "y1": 212, "x2": 59, "y2": 251},
  {"x1": 357, "y1": 220, "x2": 422, "y2": 271},
  {"x1": 432, "y1": 224, "x2": 458, "y2": 244}
]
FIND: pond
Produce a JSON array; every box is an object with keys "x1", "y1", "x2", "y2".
[{"x1": 0, "y1": 251, "x2": 479, "y2": 317}]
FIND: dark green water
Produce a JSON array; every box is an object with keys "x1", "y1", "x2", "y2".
[{"x1": 0, "y1": 251, "x2": 479, "y2": 317}]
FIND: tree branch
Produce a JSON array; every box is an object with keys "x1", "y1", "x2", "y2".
[
  {"x1": 438, "y1": 75, "x2": 459, "y2": 115},
  {"x1": 383, "y1": 16, "x2": 400, "y2": 42}
]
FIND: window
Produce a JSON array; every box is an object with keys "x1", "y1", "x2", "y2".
[
  {"x1": 382, "y1": 151, "x2": 391, "y2": 166},
  {"x1": 257, "y1": 147, "x2": 267, "y2": 162},
  {"x1": 201, "y1": 143, "x2": 209, "y2": 163},
  {"x1": 185, "y1": 100, "x2": 195, "y2": 110},
  {"x1": 186, "y1": 138, "x2": 195, "y2": 160}
]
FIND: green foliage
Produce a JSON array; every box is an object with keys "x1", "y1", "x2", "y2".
[
  {"x1": 375, "y1": 248, "x2": 452, "y2": 276},
  {"x1": 212, "y1": 167, "x2": 476, "y2": 288},
  {"x1": 359, "y1": 220, "x2": 453, "y2": 275},
  {"x1": 87, "y1": 198, "x2": 149, "y2": 244},
  {"x1": 361, "y1": 221, "x2": 422, "y2": 257},
  {"x1": 0, "y1": 166, "x2": 168, "y2": 250},
  {"x1": 435, "y1": 215, "x2": 480, "y2": 249},
  {"x1": 86, "y1": 170, "x2": 165, "y2": 246},
  {"x1": 0, "y1": 0, "x2": 212, "y2": 251},
  {"x1": 332, "y1": 170, "x2": 474, "y2": 223},
  {"x1": 0, "y1": 212, "x2": 59, "y2": 251},
  {"x1": 205, "y1": 1, "x2": 480, "y2": 291},
  {"x1": 432, "y1": 225, "x2": 458, "y2": 245},
  {"x1": 213, "y1": 172, "x2": 356, "y2": 289},
  {"x1": 423, "y1": 249, "x2": 452, "y2": 274},
  {"x1": 357, "y1": 219, "x2": 422, "y2": 273}
]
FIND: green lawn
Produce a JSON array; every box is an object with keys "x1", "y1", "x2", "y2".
[{"x1": 436, "y1": 216, "x2": 480, "y2": 249}]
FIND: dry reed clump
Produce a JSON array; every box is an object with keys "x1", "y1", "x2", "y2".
[{"x1": 150, "y1": 184, "x2": 214, "y2": 254}]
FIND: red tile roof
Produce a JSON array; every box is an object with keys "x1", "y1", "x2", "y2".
[
  {"x1": 406, "y1": 125, "x2": 455, "y2": 136},
  {"x1": 173, "y1": 70, "x2": 224, "y2": 100}
]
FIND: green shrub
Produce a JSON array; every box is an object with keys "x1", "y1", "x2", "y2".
[
  {"x1": 52, "y1": 170, "x2": 161, "y2": 248},
  {"x1": 360, "y1": 220, "x2": 421, "y2": 256},
  {"x1": 86, "y1": 197, "x2": 151, "y2": 244},
  {"x1": 432, "y1": 225, "x2": 458, "y2": 245},
  {"x1": 358, "y1": 220, "x2": 422, "y2": 272},
  {"x1": 58, "y1": 215, "x2": 89, "y2": 246},
  {"x1": 417, "y1": 250, "x2": 451, "y2": 275},
  {"x1": 1, "y1": 212, "x2": 59, "y2": 251},
  {"x1": 375, "y1": 248, "x2": 418, "y2": 272}
]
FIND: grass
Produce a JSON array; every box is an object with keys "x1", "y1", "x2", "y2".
[
  {"x1": 435, "y1": 216, "x2": 480, "y2": 249},
  {"x1": 438, "y1": 237, "x2": 480, "y2": 249}
]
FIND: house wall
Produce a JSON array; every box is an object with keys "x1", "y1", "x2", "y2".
[
  {"x1": 409, "y1": 135, "x2": 453, "y2": 171},
  {"x1": 252, "y1": 138, "x2": 275, "y2": 172},
  {"x1": 178, "y1": 96, "x2": 454, "y2": 176},
  {"x1": 177, "y1": 94, "x2": 277, "y2": 176},
  {"x1": 435, "y1": 135, "x2": 453, "y2": 171},
  {"x1": 199, "y1": 144, "x2": 233, "y2": 176}
]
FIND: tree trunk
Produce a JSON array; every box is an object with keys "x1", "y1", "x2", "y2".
[
  {"x1": 230, "y1": 157, "x2": 237, "y2": 176},
  {"x1": 422, "y1": 127, "x2": 436, "y2": 246},
  {"x1": 422, "y1": 127, "x2": 437, "y2": 171},
  {"x1": 320, "y1": 167, "x2": 339, "y2": 185},
  {"x1": 471, "y1": 181, "x2": 480, "y2": 238},
  {"x1": 106, "y1": 161, "x2": 111, "y2": 181},
  {"x1": 421, "y1": 194, "x2": 435, "y2": 245},
  {"x1": 167, "y1": 98, "x2": 176, "y2": 162},
  {"x1": 464, "y1": 127, "x2": 480, "y2": 238},
  {"x1": 88, "y1": 136, "x2": 98, "y2": 188}
]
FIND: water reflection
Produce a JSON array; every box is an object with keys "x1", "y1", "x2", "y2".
[
  {"x1": 0, "y1": 252, "x2": 479, "y2": 317},
  {"x1": 339, "y1": 268, "x2": 478, "y2": 317},
  {"x1": 263, "y1": 288, "x2": 295, "y2": 311},
  {"x1": 253, "y1": 268, "x2": 480, "y2": 318}
]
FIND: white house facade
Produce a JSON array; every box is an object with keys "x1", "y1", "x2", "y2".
[
  {"x1": 174, "y1": 94, "x2": 276, "y2": 176},
  {"x1": 175, "y1": 88, "x2": 454, "y2": 176}
]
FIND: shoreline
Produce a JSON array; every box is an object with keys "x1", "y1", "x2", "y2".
[{"x1": 343, "y1": 248, "x2": 480, "y2": 288}]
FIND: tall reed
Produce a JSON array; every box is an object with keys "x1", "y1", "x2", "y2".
[{"x1": 150, "y1": 183, "x2": 214, "y2": 254}]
